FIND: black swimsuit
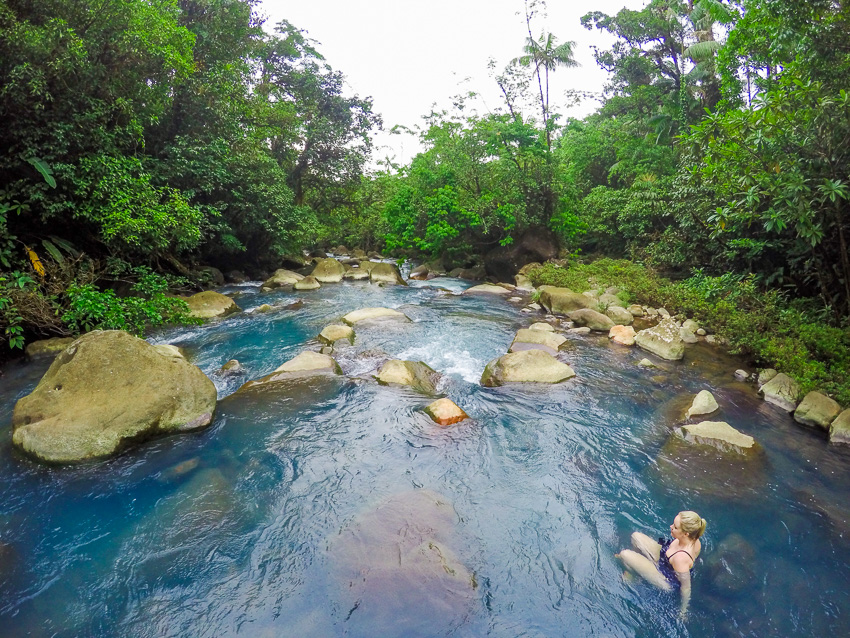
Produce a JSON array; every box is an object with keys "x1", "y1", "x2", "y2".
[{"x1": 658, "y1": 538, "x2": 694, "y2": 586}]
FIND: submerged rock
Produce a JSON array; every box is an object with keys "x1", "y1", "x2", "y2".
[
  {"x1": 311, "y1": 258, "x2": 346, "y2": 283},
  {"x1": 342, "y1": 307, "x2": 410, "y2": 326},
  {"x1": 185, "y1": 291, "x2": 241, "y2": 319},
  {"x1": 759, "y1": 373, "x2": 800, "y2": 412},
  {"x1": 25, "y1": 337, "x2": 76, "y2": 360},
  {"x1": 481, "y1": 349, "x2": 575, "y2": 386},
  {"x1": 377, "y1": 360, "x2": 440, "y2": 394},
  {"x1": 239, "y1": 351, "x2": 342, "y2": 391},
  {"x1": 12, "y1": 331, "x2": 217, "y2": 463},
  {"x1": 568, "y1": 327, "x2": 591, "y2": 335},
  {"x1": 634, "y1": 318, "x2": 685, "y2": 361},
  {"x1": 687, "y1": 390, "x2": 719, "y2": 419},
  {"x1": 424, "y1": 398, "x2": 469, "y2": 426},
  {"x1": 218, "y1": 359, "x2": 245, "y2": 377},
  {"x1": 793, "y1": 391, "x2": 841, "y2": 430},
  {"x1": 704, "y1": 533, "x2": 758, "y2": 595},
  {"x1": 261, "y1": 269, "x2": 304, "y2": 290},
  {"x1": 509, "y1": 328, "x2": 567, "y2": 354},
  {"x1": 369, "y1": 262, "x2": 407, "y2": 285}
]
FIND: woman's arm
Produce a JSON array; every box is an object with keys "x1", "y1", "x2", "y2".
[{"x1": 675, "y1": 568, "x2": 691, "y2": 619}]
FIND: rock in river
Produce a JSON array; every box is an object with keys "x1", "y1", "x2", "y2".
[
  {"x1": 567, "y1": 308, "x2": 615, "y2": 332},
  {"x1": 677, "y1": 420, "x2": 758, "y2": 455},
  {"x1": 12, "y1": 330, "x2": 217, "y2": 463},
  {"x1": 759, "y1": 373, "x2": 800, "y2": 412},
  {"x1": 319, "y1": 324, "x2": 355, "y2": 345},
  {"x1": 687, "y1": 390, "x2": 719, "y2": 419},
  {"x1": 184, "y1": 291, "x2": 241, "y2": 319},
  {"x1": 509, "y1": 328, "x2": 567, "y2": 354},
  {"x1": 239, "y1": 351, "x2": 342, "y2": 391},
  {"x1": 25, "y1": 336, "x2": 76, "y2": 360},
  {"x1": 538, "y1": 287, "x2": 594, "y2": 314},
  {"x1": 369, "y1": 262, "x2": 407, "y2": 285},
  {"x1": 609, "y1": 325, "x2": 636, "y2": 346},
  {"x1": 481, "y1": 349, "x2": 575, "y2": 386},
  {"x1": 311, "y1": 257, "x2": 346, "y2": 283},
  {"x1": 261, "y1": 269, "x2": 304, "y2": 290},
  {"x1": 634, "y1": 318, "x2": 685, "y2": 361},
  {"x1": 424, "y1": 398, "x2": 469, "y2": 426},
  {"x1": 377, "y1": 360, "x2": 440, "y2": 394},
  {"x1": 463, "y1": 283, "x2": 511, "y2": 295},
  {"x1": 793, "y1": 391, "x2": 841, "y2": 430},
  {"x1": 293, "y1": 275, "x2": 321, "y2": 290},
  {"x1": 342, "y1": 307, "x2": 410, "y2": 326}
]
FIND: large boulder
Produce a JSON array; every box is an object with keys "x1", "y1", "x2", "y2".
[
  {"x1": 12, "y1": 331, "x2": 217, "y2": 463},
  {"x1": 794, "y1": 391, "x2": 841, "y2": 429},
  {"x1": 567, "y1": 308, "x2": 615, "y2": 332},
  {"x1": 343, "y1": 267, "x2": 371, "y2": 281},
  {"x1": 261, "y1": 269, "x2": 304, "y2": 291},
  {"x1": 539, "y1": 287, "x2": 594, "y2": 314},
  {"x1": 25, "y1": 336, "x2": 76, "y2": 360},
  {"x1": 369, "y1": 262, "x2": 407, "y2": 285},
  {"x1": 483, "y1": 227, "x2": 558, "y2": 282},
  {"x1": 239, "y1": 351, "x2": 342, "y2": 391},
  {"x1": 481, "y1": 349, "x2": 575, "y2": 386},
  {"x1": 509, "y1": 328, "x2": 566, "y2": 355},
  {"x1": 342, "y1": 307, "x2": 410, "y2": 326},
  {"x1": 759, "y1": 373, "x2": 800, "y2": 412},
  {"x1": 311, "y1": 258, "x2": 346, "y2": 283},
  {"x1": 634, "y1": 318, "x2": 685, "y2": 361},
  {"x1": 184, "y1": 291, "x2": 241, "y2": 319},
  {"x1": 377, "y1": 360, "x2": 440, "y2": 394},
  {"x1": 687, "y1": 390, "x2": 719, "y2": 419}
]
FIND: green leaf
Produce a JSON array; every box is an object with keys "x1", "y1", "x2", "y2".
[
  {"x1": 26, "y1": 157, "x2": 56, "y2": 188},
  {"x1": 41, "y1": 239, "x2": 64, "y2": 265}
]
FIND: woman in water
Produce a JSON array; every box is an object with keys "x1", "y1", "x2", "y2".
[{"x1": 616, "y1": 511, "x2": 707, "y2": 619}]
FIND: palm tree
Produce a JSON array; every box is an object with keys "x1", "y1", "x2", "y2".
[{"x1": 515, "y1": 32, "x2": 578, "y2": 147}]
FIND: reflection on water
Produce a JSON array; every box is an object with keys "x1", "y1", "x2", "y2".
[{"x1": 1, "y1": 277, "x2": 850, "y2": 637}]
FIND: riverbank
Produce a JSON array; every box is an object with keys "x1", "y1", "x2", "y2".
[{"x1": 526, "y1": 259, "x2": 850, "y2": 405}]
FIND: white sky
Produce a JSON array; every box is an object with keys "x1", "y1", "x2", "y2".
[{"x1": 261, "y1": 0, "x2": 646, "y2": 166}]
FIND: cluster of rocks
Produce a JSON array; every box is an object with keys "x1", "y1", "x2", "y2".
[{"x1": 260, "y1": 257, "x2": 406, "y2": 293}]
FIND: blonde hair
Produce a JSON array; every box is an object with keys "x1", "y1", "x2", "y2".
[{"x1": 679, "y1": 511, "x2": 707, "y2": 539}]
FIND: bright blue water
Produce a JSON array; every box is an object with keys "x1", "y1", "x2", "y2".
[{"x1": 2, "y1": 276, "x2": 850, "y2": 637}]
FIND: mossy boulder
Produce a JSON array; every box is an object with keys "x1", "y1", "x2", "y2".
[
  {"x1": 567, "y1": 308, "x2": 615, "y2": 332},
  {"x1": 319, "y1": 324, "x2": 354, "y2": 345},
  {"x1": 793, "y1": 391, "x2": 841, "y2": 429},
  {"x1": 508, "y1": 328, "x2": 567, "y2": 355},
  {"x1": 294, "y1": 276, "x2": 321, "y2": 291},
  {"x1": 311, "y1": 258, "x2": 346, "y2": 283},
  {"x1": 261, "y1": 269, "x2": 304, "y2": 290},
  {"x1": 605, "y1": 306, "x2": 634, "y2": 325},
  {"x1": 12, "y1": 331, "x2": 216, "y2": 463},
  {"x1": 687, "y1": 390, "x2": 719, "y2": 419},
  {"x1": 759, "y1": 373, "x2": 800, "y2": 412},
  {"x1": 829, "y1": 409, "x2": 850, "y2": 445},
  {"x1": 539, "y1": 287, "x2": 594, "y2": 314},
  {"x1": 634, "y1": 318, "x2": 685, "y2": 361},
  {"x1": 481, "y1": 349, "x2": 575, "y2": 386},
  {"x1": 369, "y1": 262, "x2": 407, "y2": 285},
  {"x1": 185, "y1": 291, "x2": 241, "y2": 319},
  {"x1": 239, "y1": 351, "x2": 342, "y2": 391},
  {"x1": 25, "y1": 337, "x2": 77, "y2": 360}
]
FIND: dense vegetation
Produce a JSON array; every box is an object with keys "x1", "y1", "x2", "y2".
[{"x1": 1, "y1": 0, "x2": 848, "y2": 398}]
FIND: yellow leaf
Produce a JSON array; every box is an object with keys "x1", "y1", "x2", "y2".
[{"x1": 27, "y1": 248, "x2": 45, "y2": 277}]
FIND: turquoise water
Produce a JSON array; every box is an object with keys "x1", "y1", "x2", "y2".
[{"x1": 1, "y1": 276, "x2": 850, "y2": 637}]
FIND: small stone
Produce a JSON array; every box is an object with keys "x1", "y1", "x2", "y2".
[
  {"x1": 463, "y1": 284, "x2": 511, "y2": 295},
  {"x1": 687, "y1": 390, "x2": 719, "y2": 418},
  {"x1": 319, "y1": 324, "x2": 355, "y2": 345},
  {"x1": 184, "y1": 291, "x2": 241, "y2": 319},
  {"x1": 219, "y1": 359, "x2": 244, "y2": 377},
  {"x1": 377, "y1": 360, "x2": 440, "y2": 394},
  {"x1": 481, "y1": 349, "x2": 575, "y2": 386},
  {"x1": 679, "y1": 328, "x2": 698, "y2": 344},
  {"x1": 529, "y1": 322, "x2": 555, "y2": 332},
  {"x1": 627, "y1": 304, "x2": 644, "y2": 317},
  {"x1": 254, "y1": 303, "x2": 274, "y2": 313},
  {"x1": 734, "y1": 369, "x2": 749, "y2": 382},
  {"x1": 696, "y1": 328, "x2": 706, "y2": 336},
  {"x1": 507, "y1": 296, "x2": 523, "y2": 303},
  {"x1": 794, "y1": 391, "x2": 841, "y2": 430},
  {"x1": 509, "y1": 328, "x2": 567, "y2": 354},
  {"x1": 568, "y1": 327, "x2": 591, "y2": 335},
  {"x1": 609, "y1": 325, "x2": 636, "y2": 346},
  {"x1": 567, "y1": 308, "x2": 615, "y2": 332},
  {"x1": 637, "y1": 358, "x2": 655, "y2": 368},
  {"x1": 527, "y1": 302, "x2": 542, "y2": 311},
  {"x1": 423, "y1": 398, "x2": 469, "y2": 426},
  {"x1": 606, "y1": 306, "x2": 634, "y2": 326},
  {"x1": 758, "y1": 369, "x2": 778, "y2": 388},
  {"x1": 294, "y1": 276, "x2": 321, "y2": 290},
  {"x1": 634, "y1": 319, "x2": 685, "y2": 361},
  {"x1": 25, "y1": 337, "x2": 76, "y2": 360},
  {"x1": 682, "y1": 319, "x2": 699, "y2": 333},
  {"x1": 657, "y1": 308, "x2": 671, "y2": 318},
  {"x1": 759, "y1": 373, "x2": 801, "y2": 412}
]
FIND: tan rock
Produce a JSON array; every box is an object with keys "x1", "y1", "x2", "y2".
[
  {"x1": 567, "y1": 308, "x2": 615, "y2": 332},
  {"x1": 311, "y1": 258, "x2": 346, "y2": 283},
  {"x1": 319, "y1": 324, "x2": 355, "y2": 345},
  {"x1": 606, "y1": 306, "x2": 634, "y2": 325},
  {"x1": 627, "y1": 304, "x2": 644, "y2": 317},
  {"x1": 153, "y1": 344, "x2": 185, "y2": 359},
  {"x1": 759, "y1": 373, "x2": 800, "y2": 412},
  {"x1": 261, "y1": 269, "x2": 304, "y2": 290},
  {"x1": 369, "y1": 262, "x2": 407, "y2": 285},
  {"x1": 25, "y1": 337, "x2": 76, "y2": 360},
  {"x1": 254, "y1": 303, "x2": 274, "y2": 313},
  {"x1": 481, "y1": 349, "x2": 575, "y2": 386},
  {"x1": 463, "y1": 284, "x2": 511, "y2": 295},
  {"x1": 514, "y1": 274, "x2": 534, "y2": 291},
  {"x1": 377, "y1": 360, "x2": 440, "y2": 394},
  {"x1": 424, "y1": 398, "x2": 469, "y2": 426},
  {"x1": 240, "y1": 351, "x2": 342, "y2": 391},
  {"x1": 634, "y1": 318, "x2": 685, "y2": 361},
  {"x1": 12, "y1": 331, "x2": 216, "y2": 463},
  {"x1": 829, "y1": 409, "x2": 850, "y2": 445},
  {"x1": 219, "y1": 359, "x2": 244, "y2": 377},
  {"x1": 529, "y1": 322, "x2": 555, "y2": 332},
  {"x1": 687, "y1": 390, "x2": 719, "y2": 418},
  {"x1": 342, "y1": 307, "x2": 410, "y2": 325},
  {"x1": 185, "y1": 291, "x2": 241, "y2": 319},
  {"x1": 677, "y1": 421, "x2": 757, "y2": 455},
  {"x1": 509, "y1": 328, "x2": 567, "y2": 354},
  {"x1": 609, "y1": 325, "x2": 636, "y2": 346},
  {"x1": 794, "y1": 391, "x2": 841, "y2": 430},
  {"x1": 294, "y1": 275, "x2": 321, "y2": 290},
  {"x1": 539, "y1": 287, "x2": 594, "y2": 315}
]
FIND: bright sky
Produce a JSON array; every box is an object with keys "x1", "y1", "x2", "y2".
[{"x1": 261, "y1": 0, "x2": 646, "y2": 166}]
